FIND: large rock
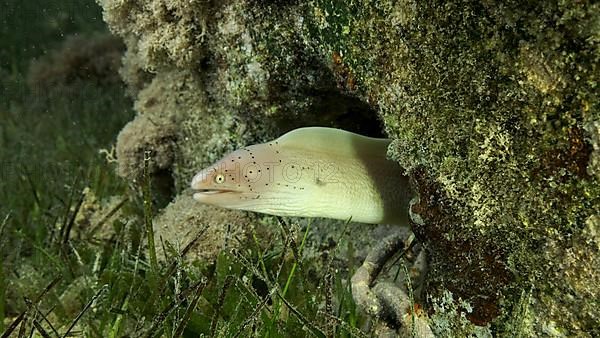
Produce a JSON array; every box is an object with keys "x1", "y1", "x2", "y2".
[{"x1": 97, "y1": 0, "x2": 599, "y2": 334}]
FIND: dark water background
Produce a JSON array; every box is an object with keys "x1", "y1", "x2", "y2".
[
  {"x1": 0, "y1": 1, "x2": 133, "y2": 328},
  {"x1": 0, "y1": 0, "x2": 132, "y2": 221}
]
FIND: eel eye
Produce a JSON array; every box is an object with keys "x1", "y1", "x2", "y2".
[{"x1": 214, "y1": 174, "x2": 225, "y2": 184}]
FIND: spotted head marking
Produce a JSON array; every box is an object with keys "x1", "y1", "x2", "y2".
[{"x1": 191, "y1": 127, "x2": 412, "y2": 224}]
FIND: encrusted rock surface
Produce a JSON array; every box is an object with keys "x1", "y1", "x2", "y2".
[{"x1": 97, "y1": 0, "x2": 599, "y2": 335}]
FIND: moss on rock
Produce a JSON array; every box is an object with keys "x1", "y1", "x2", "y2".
[
  {"x1": 98, "y1": 0, "x2": 599, "y2": 335},
  {"x1": 302, "y1": 0, "x2": 599, "y2": 334},
  {"x1": 152, "y1": 195, "x2": 261, "y2": 262},
  {"x1": 27, "y1": 33, "x2": 124, "y2": 89}
]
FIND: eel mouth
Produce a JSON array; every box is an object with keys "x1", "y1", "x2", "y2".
[
  {"x1": 193, "y1": 188, "x2": 236, "y2": 194},
  {"x1": 192, "y1": 188, "x2": 239, "y2": 199}
]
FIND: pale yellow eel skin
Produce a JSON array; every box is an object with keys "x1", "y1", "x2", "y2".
[{"x1": 190, "y1": 127, "x2": 411, "y2": 224}]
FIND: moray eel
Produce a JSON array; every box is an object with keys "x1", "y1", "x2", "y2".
[{"x1": 190, "y1": 127, "x2": 411, "y2": 224}]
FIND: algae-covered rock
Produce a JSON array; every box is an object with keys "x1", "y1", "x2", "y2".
[
  {"x1": 306, "y1": 1, "x2": 599, "y2": 334},
  {"x1": 152, "y1": 194, "x2": 261, "y2": 262},
  {"x1": 97, "y1": 0, "x2": 599, "y2": 335},
  {"x1": 28, "y1": 33, "x2": 124, "y2": 89}
]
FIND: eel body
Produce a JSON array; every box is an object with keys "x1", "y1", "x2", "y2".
[{"x1": 191, "y1": 127, "x2": 411, "y2": 224}]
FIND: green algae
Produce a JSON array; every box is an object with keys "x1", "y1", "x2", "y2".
[
  {"x1": 98, "y1": 0, "x2": 600, "y2": 334},
  {"x1": 303, "y1": 0, "x2": 599, "y2": 333}
]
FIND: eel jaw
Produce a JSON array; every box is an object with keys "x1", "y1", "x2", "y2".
[{"x1": 192, "y1": 188, "x2": 237, "y2": 200}]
